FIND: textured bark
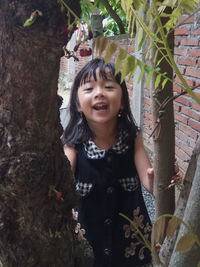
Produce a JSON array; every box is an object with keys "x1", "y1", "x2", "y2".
[
  {"x1": 0, "y1": 0, "x2": 81, "y2": 266},
  {"x1": 150, "y1": 6, "x2": 175, "y2": 221},
  {"x1": 168, "y1": 138, "x2": 200, "y2": 266},
  {"x1": 159, "y1": 137, "x2": 200, "y2": 265}
]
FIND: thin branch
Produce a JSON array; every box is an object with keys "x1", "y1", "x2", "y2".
[{"x1": 149, "y1": 84, "x2": 200, "y2": 139}]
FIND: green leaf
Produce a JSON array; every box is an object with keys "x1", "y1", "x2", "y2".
[
  {"x1": 176, "y1": 234, "x2": 195, "y2": 252},
  {"x1": 132, "y1": 0, "x2": 142, "y2": 10},
  {"x1": 144, "y1": 64, "x2": 153, "y2": 73},
  {"x1": 146, "y1": 70, "x2": 154, "y2": 87},
  {"x1": 162, "y1": 78, "x2": 168, "y2": 89},
  {"x1": 166, "y1": 216, "x2": 180, "y2": 238},
  {"x1": 151, "y1": 216, "x2": 166, "y2": 246},
  {"x1": 155, "y1": 73, "x2": 162, "y2": 89},
  {"x1": 115, "y1": 48, "x2": 127, "y2": 75},
  {"x1": 23, "y1": 10, "x2": 42, "y2": 27},
  {"x1": 137, "y1": 67, "x2": 144, "y2": 84},
  {"x1": 121, "y1": 56, "x2": 135, "y2": 82},
  {"x1": 99, "y1": 37, "x2": 109, "y2": 55},
  {"x1": 104, "y1": 42, "x2": 118, "y2": 65}
]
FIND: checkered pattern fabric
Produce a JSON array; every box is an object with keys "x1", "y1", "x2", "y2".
[
  {"x1": 119, "y1": 176, "x2": 138, "y2": 192},
  {"x1": 84, "y1": 130, "x2": 129, "y2": 159},
  {"x1": 76, "y1": 182, "x2": 93, "y2": 197}
]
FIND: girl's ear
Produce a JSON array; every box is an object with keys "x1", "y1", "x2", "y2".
[{"x1": 77, "y1": 106, "x2": 82, "y2": 113}]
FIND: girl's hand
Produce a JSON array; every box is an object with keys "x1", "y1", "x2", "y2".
[{"x1": 147, "y1": 168, "x2": 154, "y2": 180}]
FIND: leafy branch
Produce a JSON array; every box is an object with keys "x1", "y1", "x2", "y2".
[{"x1": 94, "y1": 0, "x2": 200, "y2": 105}]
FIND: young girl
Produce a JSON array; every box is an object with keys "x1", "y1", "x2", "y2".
[{"x1": 62, "y1": 58, "x2": 154, "y2": 267}]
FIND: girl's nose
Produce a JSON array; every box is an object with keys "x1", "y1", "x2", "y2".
[{"x1": 94, "y1": 86, "x2": 104, "y2": 98}]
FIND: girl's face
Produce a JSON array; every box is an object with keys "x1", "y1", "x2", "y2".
[{"x1": 77, "y1": 67, "x2": 123, "y2": 130}]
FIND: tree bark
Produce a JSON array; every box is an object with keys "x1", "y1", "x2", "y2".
[
  {"x1": 0, "y1": 0, "x2": 81, "y2": 266},
  {"x1": 150, "y1": 7, "x2": 175, "y2": 220},
  {"x1": 168, "y1": 138, "x2": 200, "y2": 266},
  {"x1": 159, "y1": 136, "x2": 200, "y2": 265}
]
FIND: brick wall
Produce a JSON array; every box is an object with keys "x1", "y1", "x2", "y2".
[{"x1": 143, "y1": 14, "x2": 200, "y2": 173}]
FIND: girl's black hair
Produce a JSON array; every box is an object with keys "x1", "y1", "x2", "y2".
[{"x1": 62, "y1": 57, "x2": 138, "y2": 146}]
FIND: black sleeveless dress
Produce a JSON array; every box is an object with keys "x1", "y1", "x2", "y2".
[{"x1": 74, "y1": 133, "x2": 152, "y2": 267}]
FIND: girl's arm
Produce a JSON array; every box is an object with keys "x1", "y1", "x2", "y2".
[
  {"x1": 134, "y1": 132, "x2": 154, "y2": 194},
  {"x1": 64, "y1": 145, "x2": 77, "y2": 173}
]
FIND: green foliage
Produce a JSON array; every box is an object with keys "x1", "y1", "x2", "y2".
[
  {"x1": 151, "y1": 214, "x2": 200, "y2": 265},
  {"x1": 23, "y1": 10, "x2": 42, "y2": 27},
  {"x1": 80, "y1": 0, "x2": 96, "y2": 25},
  {"x1": 95, "y1": 0, "x2": 129, "y2": 35},
  {"x1": 120, "y1": 212, "x2": 200, "y2": 266},
  {"x1": 94, "y1": 0, "x2": 200, "y2": 105}
]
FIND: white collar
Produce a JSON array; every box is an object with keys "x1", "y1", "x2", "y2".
[{"x1": 84, "y1": 131, "x2": 129, "y2": 159}]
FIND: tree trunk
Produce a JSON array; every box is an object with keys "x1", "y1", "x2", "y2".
[
  {"x1": 0, "y1": 0, "x2": 81, "y2": 266},
  {"x1": 150, "y1": 7, "x2": 175, "y2": 220},
  {"x1": 168, "y1": 139, "x2": 200, "y2": 266},
  {"x1": 159, "y1": 136, "x2": 200, "y2": 265}
]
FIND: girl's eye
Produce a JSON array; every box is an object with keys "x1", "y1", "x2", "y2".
[
  {"x1": 105, "y1": 86, "x2": 114, "y2": 89},
  {"x1": 84, "y1": 87, "x2": 93, "y2": 91}
]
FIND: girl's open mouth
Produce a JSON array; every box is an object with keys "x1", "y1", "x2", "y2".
[{"x1": 93, "y1": 104, "x2": 108, "y2": 111}]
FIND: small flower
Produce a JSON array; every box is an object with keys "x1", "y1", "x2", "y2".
[
  {"x1": 155, "y1": 243, "x2": 161, "y2": 250},
  {"x1": 56, "y1": 191, "x2": 64, "y2": 201}
]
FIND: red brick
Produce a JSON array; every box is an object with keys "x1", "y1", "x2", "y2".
[
  {"x1": 144, "y1": 98, "x2": 150, "y2": 105},
  {"x1": 193, "y1": 28, "x2": 200, "y2": 35},
  {"x1": 144, "y1": 104, "x2": 150, "y2": 111},
  {"x1": 189, "y1": 49, "x2": 200, "y2": 57},
  {"x1": 181, "y1": 38, "x2": 199, "y2": 46},
  {"x1": 192, "y1": 101, "x2": 200, "y2": 111},
  {"x1": 173, "y1": 84, "x2": 183, "y2": 93},
  {"x1": 175, "y1": 147, "x2": 185, "y2": 161},
  {"x1": 180, "y1": 142, "x2": 193, "y2": 156},
  {"x1": 128, "y1": 91, "x2": 133, "y2": 97},
  {"x1": 178, "y1": 15, "x2": 194, "y2": 25},
  {"x1": 174, "y1": 76, "x2": 194, "y2": 87},
  {"x1": 174, "y1": 48, "x2": 188, "y2": 56},
  {"x1": 178, "y1": 160, "x2": 188, "y2": 173},
  {"x1": 174, "y1": 28, "x2": 189, "y2": 36},
  {"x1": 181, "y1": 107, "x2": 200, "y2": 121},
  {"x1": 174, "y1": 104, "x2": 182, "y2": 112},
  {"x1": 179, "y1": 124, "x2": 198, "y2": 139},
  {"x1": 175, "y1": 130, "x2": 188, "y2": 143},
  {"x1": 177, "y1": 57, "x2": 196, "y2": 67},
  {"x1": 175, "y1": 96, "x2": 190, "y2": 106},
  {"x1": 188, "y1": 119, "x2": 200, "y2": 131},
  {"x1": 175, "y1": 113, "x2": 188, "y2": 124},
  {"x1": 128, "y1": 46, "x2": 135, "y2": 53},
  {"x1": 174, "y1": 38, "x2": 180, "y2": 46},
  {"x1": 144, "y1": 112, "x2": 152, "y2": 120},
  {"x1": 185, "y1": 68, "x2": 200, "y2": 79},
  {"x1": 144, "y1": 118, "x2": 151, "y2": 127},
  {"x1": 179, "y1": 67, "x2": 186, "y2": 75}
]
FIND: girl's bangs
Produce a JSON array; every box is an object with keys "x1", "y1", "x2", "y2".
[{"x1": 79, "y1": 60, "x2": 116, "y2": 86}]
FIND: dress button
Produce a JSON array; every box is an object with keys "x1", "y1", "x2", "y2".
[
  {"x1": 104, "y1": 218, "x2": 112, "y2": 225},
  {"x1": 127, "y1": 184, "x2": 134, "y2": 191},
  {"x1": 104, "y1": 248, "x2": 111, "y2": 256},
  {"x1": 107, "y1": 156, "x2": 112, "y2": 163},
  {"x1": 107, "y1": 187, "x2": 114, "y2": 194}
]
